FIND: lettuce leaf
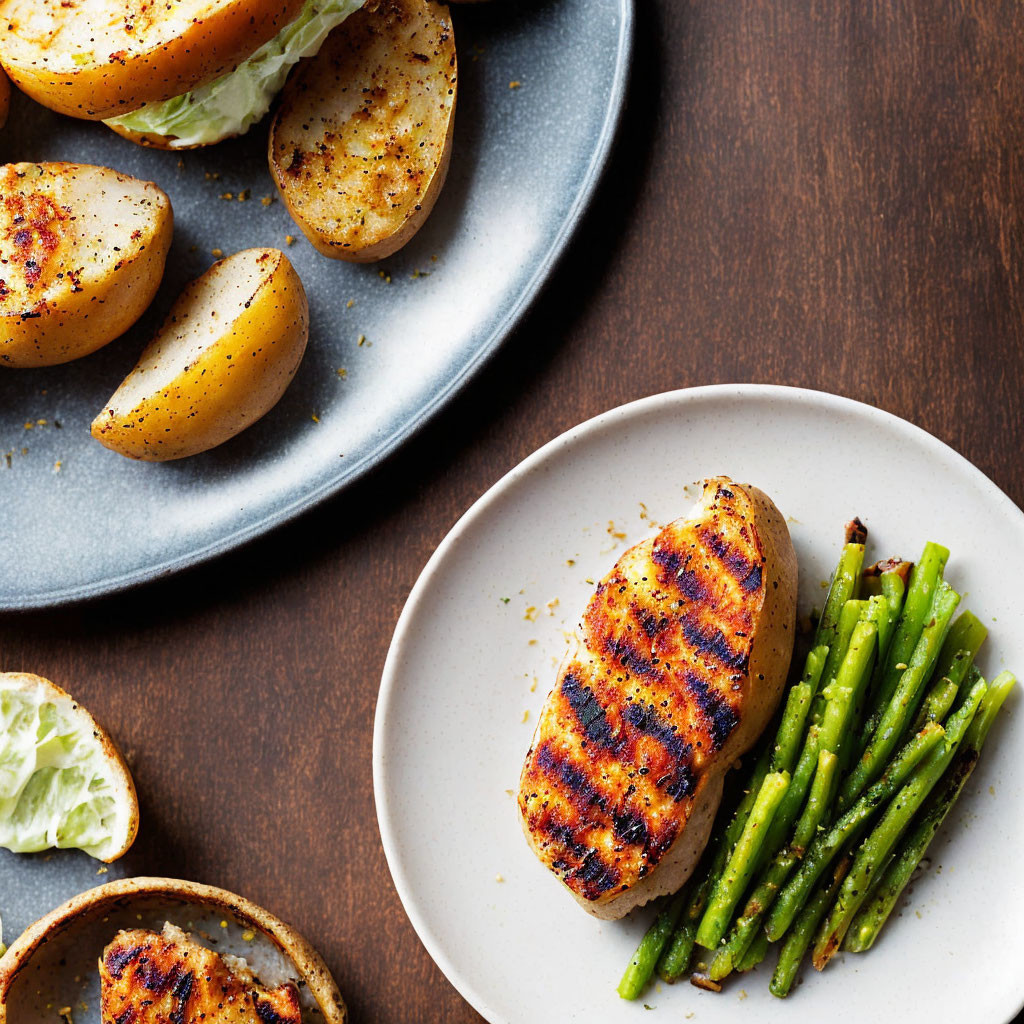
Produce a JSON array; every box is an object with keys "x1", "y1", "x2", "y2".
[
  {"x1": 105, "y1": 0, "x2": 366, "y2": 148},
  {"x1": 0, "y1": 682, "x2": 129, "y2": 860}
]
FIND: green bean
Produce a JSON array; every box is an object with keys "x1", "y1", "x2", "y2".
[
  {"x1": 910, "y1": 675, "x2": 960, "y2": 733},
  {"x1": 856, "y1": 542, "x2": 949, "y2": 748},
  {"x1": 838, "y1": 583, "x2": 960, "y2": 810},
  {"x1": 770, "y1": 855, "x2": 851, "y2": 998},
  {"x1": 814, "y1": 540, "x2": 867, "y2": 652},
  {"x1": 765, "y1": 720, "x2": 945, "y2": 941},
  {"x1": 931, "y1": 610, "x2": 988, "y2": 683},
  {"x1": 818, "y1": 615, "x2": 879, "y2": 758},
  {"x1": 770, "y1": 681, "x2": 814, "y2": 775},
  {"x1": 908, "y1": 612, "x2": 986, "y2": 734},
  {"x1": 879, "y1": 568, "x2": 907, "y2": 648},
  {"x1": 696, "y1": 771, "x2": 790, "y2": 950},
  {"x1": 707, "y1": 748, "x2": 838, "y2": 981},
  {"x1": 793, "y1": 750, "x2": 840, "y2": 855},
  {"x1": 735, "y1": 928, "x2": 769, "y2": 973},
  {"x1": 618, "y1": 888, "x2": 689, "y2": 999},
  {"x1": 839, "y1": 596, "x2": 891, "y2": 775},
  {"x1": 845, "y1": 672, "x2": 1015, "y2": 953},
  {"x1": 812, "y1": 679, "x2": 986, "y2": 968},
  {"x1": 654, "y1": 882, "x2": 704, "y2": 982},
  {"x1": 811, "y1": 600, "x2": 865, "y2": 726}
]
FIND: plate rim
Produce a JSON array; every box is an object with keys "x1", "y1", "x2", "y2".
[
  {"x1": 5, "y1": 0, "x2": 635, "y2": 612},
  {"x1": 372, "y1": 382, "x2": 1024, "y2": 1024}
]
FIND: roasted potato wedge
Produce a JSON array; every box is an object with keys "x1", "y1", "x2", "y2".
[
  {"x1": 0, "y1": 877, "x2": 347, "y2": 1023},
  {"x1": 269, "y1": 0, "x2": 457, "y2": 262},
  {"x1": 0, "y1": 0, "x2": 305, "y2": 120},
  {"x1": 92, "y1": 248, "x2": 309, "y2": 461},
  {"x1": 0, "y1": 162, "x2": 172, "y2": 368},
  {"x1": 0, "y1": 68, "x2": 8, "y2": 130}
]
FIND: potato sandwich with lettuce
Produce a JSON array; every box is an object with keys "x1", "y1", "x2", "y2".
[{"x1": 0, "y1": 0, "x2": 367, "y2": 148}]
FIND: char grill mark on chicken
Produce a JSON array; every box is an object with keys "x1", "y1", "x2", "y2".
[
  {"x1": 100, "y1": 924, "x2": 302, "y2": 1024},
  {"x1": 519, "y1": 480, "x2": 776, "y2": 905}
]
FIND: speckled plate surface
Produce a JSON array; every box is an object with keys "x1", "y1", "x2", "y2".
[
  {"x1": 0, "y1": 0, "x2": 632, "y2": 610},
  {"x1": 374, "y1": 385, "x2": 1024, "y2": 1024}
]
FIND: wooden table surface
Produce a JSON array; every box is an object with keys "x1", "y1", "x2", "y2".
[{"x1": 4, "y1": 1, "x2": 1024, "y2": 1020}]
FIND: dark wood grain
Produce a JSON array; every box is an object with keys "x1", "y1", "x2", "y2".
[{"x1": 3, "y1": 1, "x2": 1024, "y2": 1020}]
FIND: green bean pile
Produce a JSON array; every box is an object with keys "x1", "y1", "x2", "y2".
[{"x1": 618, "y1": 528, "x2": 1016, "y2": 1001}]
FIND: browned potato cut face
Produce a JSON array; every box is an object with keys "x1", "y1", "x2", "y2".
[
  {"x1": 0, "y1": 162, "x2": 173, "y2": 367},
  {"x1": 269, "y1": 0, "x2": 457, "y2": 262},
  {"x1": 0, "y1": 0, "x2": 305, "y2": 119}
]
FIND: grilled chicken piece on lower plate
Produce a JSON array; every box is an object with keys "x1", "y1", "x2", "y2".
[
  {"x1": 518, "y1": 476, "x2": 798, "y2": 919},
  {"x1": 100, "y1": 922, "x2": 302, "y2": 1023}
]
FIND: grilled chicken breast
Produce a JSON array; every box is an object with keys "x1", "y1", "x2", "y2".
[
  {"x1": 518, "y1": 477, "x2": 797, "y2": 919},
  {"x1": 100, "y1": 922, "x2": 302, "y2": 1023}
]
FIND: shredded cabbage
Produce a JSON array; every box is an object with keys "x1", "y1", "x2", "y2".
[
  {"x1": 105, "y1": 0, "x2": 366, "y2": 148},
  {"x1": 0, "y1": 681, "x2": 129, "y2": 860}
]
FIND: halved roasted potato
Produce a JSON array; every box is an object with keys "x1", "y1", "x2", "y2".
[
  {"x1": 103, "y1": 0, "x2": 367, "y2": 151},
  {"x1": 0, "y1": 0, "x2": 305, "y2": 120},
  {"x1": 0, "y1": 877, "x2": 347, "y2": 1023},
  {"x1": 269, "y1": 0, "x2": 457, "y2": 262},
  {"x1": 0, "y1": 162, "x2": 173, "y2": 368},
  {"x1": 92, "y1": 248, "x2": 309, "y2": 461}
]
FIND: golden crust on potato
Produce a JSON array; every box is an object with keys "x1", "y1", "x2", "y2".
[
  {"x1": 269, "y1": 0, "x2": 457, "y2": 262},
  {"x1": 0, "y1": 162, "x2": 172, "y2": 368},
  {"x1": 91, "y1": 248, "x2": 309, "y2": 461},
  {"x1": 0, "y1": 0, "x2": 306, "y2": 120}
]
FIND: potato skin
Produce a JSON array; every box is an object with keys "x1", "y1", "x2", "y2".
[
  {"x1": 269, "y1": 0, "x2": 457, "y2": 262},
  {"x1": 92, "y1": 248, "x2": 309, "y2": 461},
  {"x1": 0, "y1": 0, "x2": 306, "y2": 120},
  {"x1": 0, "y1": 162, "x2": 173, "y2": 368}
]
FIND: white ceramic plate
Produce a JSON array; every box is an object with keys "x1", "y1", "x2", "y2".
[{"x1": 373, "y1": 385, "x2": 1024, "y2": 1024}]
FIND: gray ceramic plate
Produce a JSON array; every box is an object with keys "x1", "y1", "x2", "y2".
[{"x1": 0, "y1": 0, "x2": 632, "y2": 610}]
